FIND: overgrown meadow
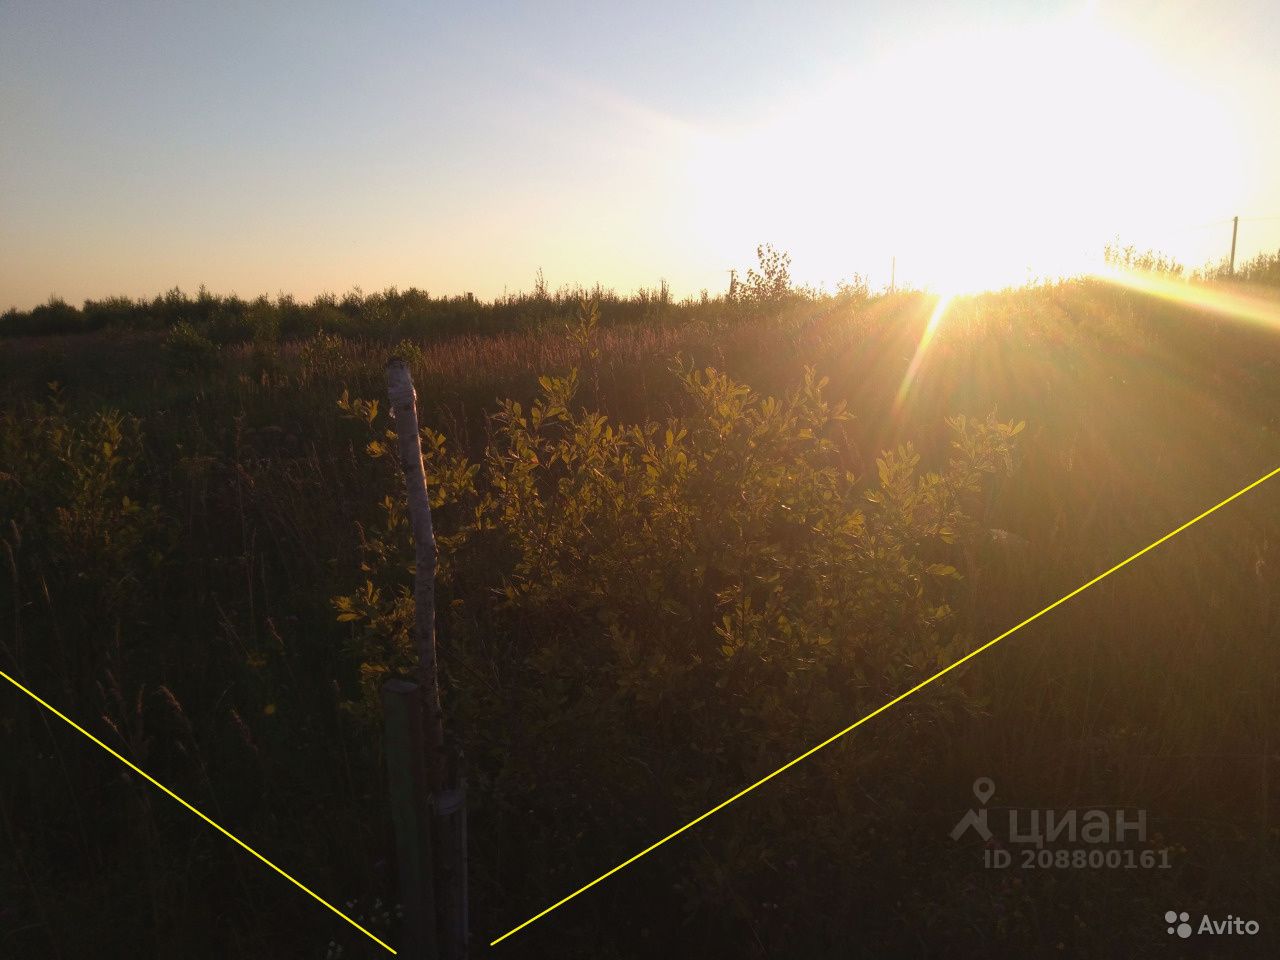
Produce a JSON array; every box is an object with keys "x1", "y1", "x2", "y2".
[{"x1": 2, "y1": 249, "x2": 1279, "y2": 958}]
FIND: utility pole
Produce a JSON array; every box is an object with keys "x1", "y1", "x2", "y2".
[
  {"x1": 1229, "y1": 216, "x2": 1239, "y2": 276},
  {"x1": 890, "y1": 256, "x2": 896, "y2": 293}
]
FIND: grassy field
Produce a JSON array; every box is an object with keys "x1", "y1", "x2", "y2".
[{"x1": 2, "y1": 262, "x2": 1279, "y2": 958}]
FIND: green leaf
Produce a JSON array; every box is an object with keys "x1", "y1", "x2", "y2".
[{"x1": 876, "y1": 457, "x2": 891, "y2": 486}]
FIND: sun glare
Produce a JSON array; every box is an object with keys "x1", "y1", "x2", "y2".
[
  {"x1": 893, "y1": 292, "x2": 954, "y2": 413},
  {"x1": 1095, "y1": 264, "x2": 1280, "y2": 334},
  {"x1": 687, "y1": 12, "x2": 1242, "y2": 294}
]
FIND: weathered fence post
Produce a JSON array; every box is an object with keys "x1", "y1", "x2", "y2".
[
  {"x1": 384, "y1": 358, "x2": 468, "y2": 960},
  {"x1": 433, "y1": 747, "x2": 469, "y2": 956},
  {"x1": 386, "y1": 359, "x2": 447, "y2": 788},
  {"x1": 382, "y1": 678, "x2": 439, "y2": 958}
]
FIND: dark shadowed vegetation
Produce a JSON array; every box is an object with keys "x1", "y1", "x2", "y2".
[{"x1": 2, "y1": 253, "x2": 1280, "y2": 958}]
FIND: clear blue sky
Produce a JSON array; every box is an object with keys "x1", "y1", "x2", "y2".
[{"x1": 3, "y1": 0, "x2": 1278, "y2": 308}]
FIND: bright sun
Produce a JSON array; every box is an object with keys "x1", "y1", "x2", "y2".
[{"x1": 687, "y1": 12, "x2": 1241, "y2": 294}]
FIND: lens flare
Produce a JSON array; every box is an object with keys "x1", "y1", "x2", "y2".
[
  {"x1": 1093, "y1": 266, "x2": 1280, "y2": 333},
  {"x1": 893, "y1": 293, "x2": 953, "y2": 414}
]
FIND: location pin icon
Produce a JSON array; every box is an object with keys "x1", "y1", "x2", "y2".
[{"x1": 973, "y1": 777, "x2": 995, "y2": 805}]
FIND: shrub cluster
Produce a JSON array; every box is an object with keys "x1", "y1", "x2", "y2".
[{"x1": 332, "y1": 358, "x2": 1024, "y2": 936}]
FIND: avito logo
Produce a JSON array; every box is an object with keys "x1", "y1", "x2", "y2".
[
  {"x1": 1164, "y1": 911, "x2": 1192, "y2": 939},
  {"x1": 1164, "y1": 910, "x2": 1260, "y2": 939}
]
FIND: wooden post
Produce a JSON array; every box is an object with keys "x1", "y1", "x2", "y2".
[
  {"x1": 382, "y1": 678, "x2": 438, "y2": 959},
  {"x1": 384, "y1": 357, "x2": 468, "y2": 958},
  {"x1": 385, "y1": 358, "x2": 446, "y2": 792},
  {"x1": 1229, "y1": 215, "x2": 1239, "y2": 276},
  {"x1": 433, "y1": 749, "x2": 469, "y2": 960}
]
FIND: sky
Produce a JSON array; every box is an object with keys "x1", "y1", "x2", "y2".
[{"x1": 3, "y1": 0, "x2": 1279, "y2": 309}]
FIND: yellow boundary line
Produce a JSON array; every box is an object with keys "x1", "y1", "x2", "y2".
[
  {"x1": 0, "y1": 668, "x2": 397, "y2": 955},
  {"x1": 490, "y1": 464, "x2": 1280, "y2": 946}
]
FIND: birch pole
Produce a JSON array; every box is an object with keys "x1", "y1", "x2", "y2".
[{"x1": 385, "y1": 358, "x2": 447, "y2": 792}]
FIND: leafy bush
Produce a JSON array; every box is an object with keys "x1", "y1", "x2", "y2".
[
  {"x1": 332, "y1": 360, "x2": 1023, "y2": 930},
  {"x1": 390, "y1": 337, "x2": 426, "y2": 369},
  {"x1": 207, "y1": 296, "x2": 255, "y2": 343},
  {"x1": 738, "y1": 243, "x2": 795, "y2": 307},
  {"x1": 299, "y1": 331, "x2": 353, "y2": 384},
  {"x1": 10, "y1": 296, "x2": 87, "y2": 334},
  {"x1": 82, "y1": 295, "x2": 139, "y2": 330},
  {"x1": 0, "y1": 384, "x2": 172, "y2": 624},
  {"x1": 163, "y1": 320, "x2": 219, "y2": 375}
]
